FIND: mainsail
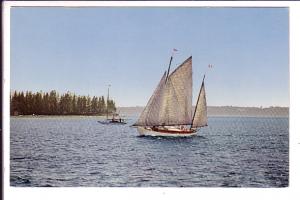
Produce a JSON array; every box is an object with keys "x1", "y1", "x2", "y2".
[
  {"x1": 191, "y1": 76, "x2": 208, "y2": 128},
  {"x1": 159, "y1": 56, "x2": 193, "y2": 125}
]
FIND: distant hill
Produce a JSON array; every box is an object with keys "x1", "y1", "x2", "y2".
[
  {"x1": 206, "y1": 106, "x2": 289, "y2": 117},
  {"x1": 117, "y1": 106, "x2": 289, "y2": 117},
  {"x1": 116, "y1": 106, "x2": 143, "y2": 116}
]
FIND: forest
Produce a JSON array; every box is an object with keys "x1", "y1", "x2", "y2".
[{"x1": 10, "y1": 90, "x2": 116, "y2": 116}]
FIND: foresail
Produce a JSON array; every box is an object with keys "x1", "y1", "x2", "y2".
[
  {"x1": 159, "y1": 56, "x2": 193, "y2": 125},
  {"x1": 133, "y1": 71, "x2": 167, "y2": 126},
  {"x1": 191, "y1": 78, "x2": 208, "y2": 128}
]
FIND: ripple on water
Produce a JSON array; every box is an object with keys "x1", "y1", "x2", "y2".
[{"x1": 10, "y1": 116, "x2": 289, "y2": 187}]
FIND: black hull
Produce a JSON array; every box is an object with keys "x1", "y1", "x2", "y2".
[{"x1": 97, "y1": 120, "x2": 127, "y2": 125}]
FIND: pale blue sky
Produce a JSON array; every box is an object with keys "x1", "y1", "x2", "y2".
[{"x1": 11, "y1": 7, "x2": 289, "y2": 107}]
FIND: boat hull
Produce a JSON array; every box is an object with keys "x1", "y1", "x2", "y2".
[
  {"x1": 137, "y1": 127, "x2": 197, "y2": 137},
  {"x1": 97, "y1": 120, "x2": 126, "y2": 125}
]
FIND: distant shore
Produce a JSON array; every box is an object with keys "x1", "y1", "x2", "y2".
[
  {"x1": 10, "y1": 115, "x2": 108, "y2": 118},
  {"x1": 117, "y1": 106, "x2": 289, "y2": 118},
  {"x1": 9, "y1": 106, "x2": 289, "y2": 118}
]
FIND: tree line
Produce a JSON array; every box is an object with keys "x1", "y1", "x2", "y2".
[{"x1": 10, "y1": 90, "x2": 116, "y2": 116}]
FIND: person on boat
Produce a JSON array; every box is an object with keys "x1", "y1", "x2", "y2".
[{"x1": 180, "y1": 125, "x2": 188, "y2": 131}]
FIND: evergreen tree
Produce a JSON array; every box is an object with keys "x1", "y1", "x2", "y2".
[
  {"x1": 49, "y1": 90, "x2": 58, "y2": 115},
  {"x1": 82, "y1": 96, "x2": 87, "y2": 114},
  {"x1": 86, "y1": 96, "x2": 91, "y2": 114},
  {"x1": 42, "y1": 92, "x2": 50, "y2": 115},
  {"x1": 10, "y1": 90, "x2": 116, "y2": 116},
  {"x1": 77, "y1": 96, "x2": 82, "y2": 114},
  {"x1": 10, "y1": 91, "x2": 18, "y2": 115},
  {"x1": 33, "y1": 91, "x2": 43, "y2": 114},
  {"x1": 91, "y1": 96, "x2": 98, "y2": 115},
  {"x1": 19, "y1": 92, "x2": 26, "y2": 115},
  {"x1": 71, "y1": 94, "x2": 77, "y2": 115},
  {"x1": 100, "y1": 96, "x2": 106, "y2": 114},
  {"x1": 25, "y1": 91, "x2": 34, "y2": 115},
  {"x1": 107, "y1": 99, "x2": 116, "y2": 114}
]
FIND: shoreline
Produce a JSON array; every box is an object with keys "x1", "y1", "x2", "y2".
[
  {"x1": 10, "y1": 115, "x2": 108, "y2": 118},
  {"x1": 10, "y1": 114, "x2": 289, "y2": 118}
]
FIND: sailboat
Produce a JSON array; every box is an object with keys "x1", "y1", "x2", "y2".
[
  {"x1": 98, "y1": 85, "x2": 127, "y2": 125},
  {"x1": 132, "y1": 55, "x2": 207, "y2": 137}
]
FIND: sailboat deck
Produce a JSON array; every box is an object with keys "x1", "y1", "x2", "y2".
[{"x1": 146, "y1": 126, "x2": 196, "y2": 133}]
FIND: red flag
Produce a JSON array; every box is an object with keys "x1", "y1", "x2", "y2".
[{"x1": 173, "y1": 48, "x2": 178, "y2": 52}]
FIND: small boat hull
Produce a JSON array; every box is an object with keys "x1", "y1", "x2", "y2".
[
  {"x1": 137, "y1": 127, "x2": 197, "y2": 137},
  {"x1": 97, "y1": 120, "x2": 126, "y2": 125}
]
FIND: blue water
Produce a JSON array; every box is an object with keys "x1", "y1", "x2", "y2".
[{"x1": 10, "y1": 116, "x2": 289, "y2": 187}]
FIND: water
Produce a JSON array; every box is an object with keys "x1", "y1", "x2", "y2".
[{"x1": 10, "y1": 116, "x2": 289, "y2": 187}]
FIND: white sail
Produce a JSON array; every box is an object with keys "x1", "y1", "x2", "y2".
[
  {"x1": 191, "y1": 78, "x2": 208, "y2": 128},
  {"x1": 133, "y1": 72, "x2": 167, "y2": 126},
  {"x1": 134, "y1": 56, "x2": 203, "y2": 129},
  {"x1": 159, "y1": 56, "x2": 193, "y2": 125},
  {"x1": 158, "y1": 80, "x2": 182, "y2": 125}
]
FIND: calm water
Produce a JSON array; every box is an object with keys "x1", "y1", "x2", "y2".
[{"x1": 10, "y1": 116, "x2": 288, "y2": 187}]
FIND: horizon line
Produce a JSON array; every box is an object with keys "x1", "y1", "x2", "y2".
[{"x1": 117, "y1": 105, "x2": 290, "y2": 108}]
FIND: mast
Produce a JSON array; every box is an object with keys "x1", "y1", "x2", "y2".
[
  {"x1": 191, "y1": 74, "x2": 206, "y2": 128},
  {"x1": 166, "y1": 56, "x2": 173, "y2": 83},
  {"x1": 166, "y1": 49, "x2": 178, "y2": 83}
]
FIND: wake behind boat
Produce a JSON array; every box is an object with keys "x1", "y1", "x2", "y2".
[{"x1": 132, "y1": 55, "x2": 208, "y2": 137}]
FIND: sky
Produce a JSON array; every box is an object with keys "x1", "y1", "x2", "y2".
[{"x1": 10, "y1": 7, "x2": 289, "y2": 107}]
